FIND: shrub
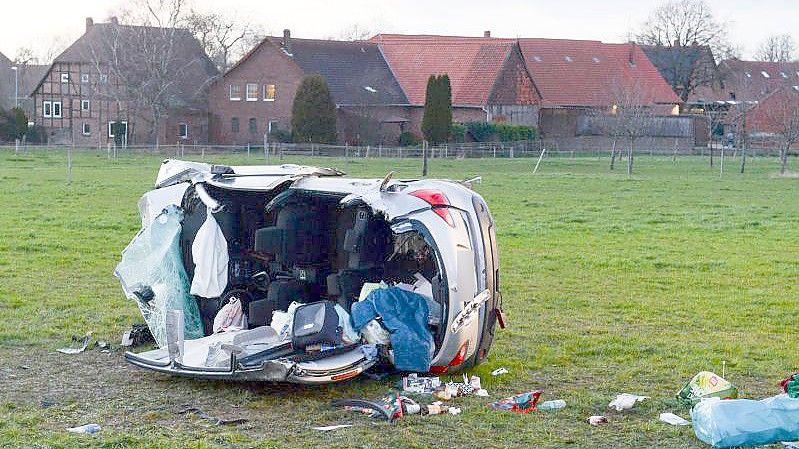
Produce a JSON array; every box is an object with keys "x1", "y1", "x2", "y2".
[
  {"x1": 461, "y1": 122, "x2": 537, "y2": 142},
  {"x1": 269, "y1": 128, "x2": 292, "y2": 143},
  {"x1": 399, "y1": 131, "x2": 421, "y2": 147}
]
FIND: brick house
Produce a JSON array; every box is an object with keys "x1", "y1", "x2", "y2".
[
  {"x1": 209, "y1": 30, "x2": 409, "y2": 145},
  {"x1": 31, "y1": 17, "x2": 218, "y2": 146},
  {"x1": 0, "y1": 51, "x2": 13, "y2": 111},
  {"x1": 371, "y1": 33, "x2": 541, "y2": 133}
]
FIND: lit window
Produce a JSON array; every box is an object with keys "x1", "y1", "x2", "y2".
[
  {"x1": 178, "y1": 123, "x2": 188, "y2": 139},
  {"x1": 248, "y1": 117, "x2": 257, "y2": 133},
  {"x1": 52, "y1": 101, "x2": 62, "y2": 118},
  {"x1": 81, "y1": 100, "x2": 90, "y2": 111},
  {"x1": 82, "y1": 123, "x2": 90, "y2": 135},
  {"x1": 263, "y1": 84, "x2": 276, "y2": 101},
  {"x1": 230, "y1": 84, "x2": 241, "y2": 100},
  {"x1": 60, "y1": 73, "x2": 69, "y2": 83},
  {"x1": 761, "y1": 71, "x2": 770, "y2": 78},
  {"x1": 43, "y1": 101, "x2": 52, "y2": 118},
  {"x1": 231, "y1": 117, "x2": 240, "y2": 132},
  {"x1": 246, "y1": 83, "x2": 258, "y2": 101},
  {"x1": 81, "y1": 74, "x2": 90, "y2": 83}
]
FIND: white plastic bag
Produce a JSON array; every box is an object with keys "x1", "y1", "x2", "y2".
[
  {"x1": 212, "y1": 297, "x2": 248, "y2": 333},
  {"x1": 608, "y1": 393, "x2": 648, "y2": 411},
  {"x1": 270, "y1": 302, "x2": 301, "y2": 340},
  {"x1": 189, "y1": 208, "x2": 229, "y2": 298}
]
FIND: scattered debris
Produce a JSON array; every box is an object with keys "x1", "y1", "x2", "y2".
[
  {"x1": 94, "y1": 340, "x2": 109, "y2": 350},
  {"x1": 332, "y1": 394, "x2": 403, "y2": 421},
  {"x1": 57, "y1": 332, "x2": 92, "y2": 355},
  {"x1": 312, "y1": 424, "x2": 353, "y2": 431},
  {"x1": 425, "y1": 401, "x2": 460, "y2": 415},
  {"x1": 120, "y1": 323, "x2": 155, "y2": 348},
  {"x1": 659, "y1": 412, "x2": 690, "y2": 426},
  {"x1": 401, "y1": 373, "x2": 441, "y2": 394},
  {"x1": 588, "y1": 415, "x2": 608, "y2": 426},
  {"x1": 66, "y1": 423, "x2": 101, "y2": 434},
  {"x1": 491, "y1": 367, "x2": 509, "y2": 376},
  {"x1": 488, "y1": 390, "x2": 543, "y2": 413},
  {"x1": 475, "y1": 389, "x2": 490, "y2": 397},
  {"x1": 177, "y1": 406, "x2": 248, "y2": 426},
  {"x1": 40, "y1": 398, "x2": 56, "y2": 408},
  {"x1": 677, "y1": 371, "x2": 738, "y2": 407},
  {"x1": 20, "y1": 365, "x2": 30, "y2": 370},
  {"x1": 781, "y1": 372, "x2": 799, "y2": 398},
  {"x1": 782, "y1": 441, "x2": 799, "y2": 449},
  {"x1": 538, "y1": 399, "x2": 567, "y2": 411},
  {"x1": 608, "y1": 393, "x2": 648, "y2": 411}
]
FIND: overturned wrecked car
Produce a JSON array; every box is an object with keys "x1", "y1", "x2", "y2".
[{"x1": 116, "y1": 159, "x2": 503, "y2": 384}]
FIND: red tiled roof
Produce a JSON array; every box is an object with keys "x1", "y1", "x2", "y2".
[
  {"x1": 371, "y1": 34, "x2": 516, "y2": 106},
  {"x1": 517, "y1": 39, "x2": 680, "y2": 107}
]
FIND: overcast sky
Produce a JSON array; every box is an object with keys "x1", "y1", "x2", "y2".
[{"x1": 1, "y1": 0, "x2": 797, "y2": 62}]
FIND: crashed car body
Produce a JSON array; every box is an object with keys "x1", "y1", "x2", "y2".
[{"x1": 117, "y1": 159, "x2": 502, "y2": 384}]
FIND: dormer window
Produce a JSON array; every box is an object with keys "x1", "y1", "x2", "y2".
[
  {"x1": 761, "y1": 71, "x2": 770, "y2": 78},
  {"x1": 564, "y1": 56, "x2": 573, "y2": 62}
]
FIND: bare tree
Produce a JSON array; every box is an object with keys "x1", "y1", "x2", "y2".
[
  {"x1": 336, "y1": 23, "x2": 375, "y2": 41},
  {"x1": 609, "y1": 79, "x2": 656, "y2": 175},
  {"x1": 13, "y1": 47, "x2": 38, "y2": 65},
  {"x1": 92, "y1": 0, "x2": 218, "y2": 148},
  {"x1": 760, "y1": 88, "x2": 799, "y2": 174},
  {"x1": 754, "y1": 34, "x2": 797, "y2": 63},
  {"x1": 184, "y1": 11, "x2": 264, "y2": 72},
  {"x1": 636, "y1": 0, "x2": 729, "y2": 102}
]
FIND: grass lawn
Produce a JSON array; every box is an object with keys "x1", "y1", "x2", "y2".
[{"x1": 0, "y1": 148, "x2": 797, "y2": 448}]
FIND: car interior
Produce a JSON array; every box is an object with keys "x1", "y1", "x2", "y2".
[{"x1": 177, "y1": 183, "x2": 445, "y2": 362}]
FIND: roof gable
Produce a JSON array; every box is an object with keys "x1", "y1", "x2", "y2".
[
  {"x1": 371, "y1": 34, "x2": 517, "y2": 106},
  {"x1": 517, "y1": 39, "x2": 681, "y2": 107}
]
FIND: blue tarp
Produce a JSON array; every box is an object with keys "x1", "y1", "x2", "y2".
[
  {"x1": 691, "y1": 395, "x2": 799, "y2": 448},
  {"x1": 351, "y1": 287, "x2": 434, "y2": 373}
]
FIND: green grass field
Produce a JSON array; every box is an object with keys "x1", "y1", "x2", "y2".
[{"x1": 0, "y1": 149, "x2": 797, "y2": 448}]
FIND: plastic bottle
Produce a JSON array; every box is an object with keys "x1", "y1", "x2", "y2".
[{"x1": 538, "y1": 399, "x2": 566, "y2": 410}]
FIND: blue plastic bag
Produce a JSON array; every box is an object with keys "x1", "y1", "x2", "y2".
[{"x1": 691, "y1": 395, "x2": 799, "y2": 448}]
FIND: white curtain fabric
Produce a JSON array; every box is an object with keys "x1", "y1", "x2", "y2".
[{"x1": 189, "y1": 208, "x2": 229, "y2": 298}]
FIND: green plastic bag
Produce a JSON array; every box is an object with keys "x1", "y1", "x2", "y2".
[{"x1": 677, "y1": 371, "x2": 738, "y2": 407}]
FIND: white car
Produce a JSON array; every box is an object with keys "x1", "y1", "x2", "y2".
[{"x1": 117, "y1": 159, "x2": 503, "y2": 384}]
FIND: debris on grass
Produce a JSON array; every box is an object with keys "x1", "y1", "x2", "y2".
[
  {"x1": 588, "y1": 415, "x2": 608, "y2": 426},
  {"x1": 121, "y1": 323, "x2": 155, "y2": 348},
  {"x1": 57, "y1": 332, "x2": 92, "y2": 355},
  {"x1": 487, "y1": 390, "x2": 543, "y2": 413},
  {"x1": 538, "y1": 399, "x2": 566, "y2": 411},
  {"x1": 608, "y1": 393, "x2": 648, "y2": 411},
  {"x1": 491, "y1": 367, "x2": 509, "y2": 376},
  {"x1": 40, "y1": 398, "x2": 56, "y2": 408},
  {"x1": 401, "y1": 373, "x2": 441, "y2": 394},
  {"x1": 677, "y1": 371, "x2": 738, "y2": 407},
  {"x1": 659, "y1": 412, "x2": 690, "y2": 426},
  {"x1": 177, "y1": 406, "x2": 248, "y2": 426},
  {"x1": 691, "y1": 395, "x2": 799, "y2": 447},
  {"x1": 780, "y1": 372, "x2": 799, "y2": 398},
  {"x1": 66, "y1": 423, "x2": 101, "y2": 434},
  {"x1": 312, "y1": 424, "x2": 353, "y2": 431}
]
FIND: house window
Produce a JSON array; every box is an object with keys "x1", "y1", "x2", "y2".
[
  {"x1": 52, "y1": 101, "x2": 62, "y2": 118},
  {"x1": 248, "y1": 117, "x2": 257, "y2": 133},
  {"x1": 230, "y1": 84, "x2": 241, "y2": 101},
  {"x1": 81, "y1": 100, "x2": 90, "y2": 111},
  {"x1": 43, "y1": 101, "x2": 52, "y2": 118},
  {"x1": 99, "y1": 73, "x2": 108, "y2": 83},
  {"x1": 60, "y1": 73, "x2": 69, "y2": 83},
  {"x1": 263, "y1": 84, "x2": 276, "y2": 101},
  {"x1": 246, "y1": 83, "x2": 258, "y2": 101},
  {"x1": 108, "y1": 121, "x2": 128, "y2": 138},
  {"x1": 82, "y1": 123, "x2": 90, "y2": 135},
  {"x1": 178, "y1": 123, "x2": 188, "y2": 139},
  {"x1": 231, "y1": 117, "x2": 240, "y2": 133},
  {"x1": 81, "y1": 74, "x2": 90, "y2": 83}
]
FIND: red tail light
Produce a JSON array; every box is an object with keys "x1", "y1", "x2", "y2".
[
  {"x1": 429, "y1": 341, "x2": 470, "y2": 374},
  {"x1": 408, "y1": 189, "x2": 455, "y2": 227}
]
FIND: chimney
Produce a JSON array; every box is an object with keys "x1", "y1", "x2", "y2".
[
  {"x1": 629, "y1": 43, "x2": 636, "y2": 65},
  {"x1": 85, "y1": 17, "x2": 94, "y2": 32},
  {"x1": 109, "y1": 16, "x2": 119, "y2": 25},
  {"x1": 283, "y1": 29, "x2": 292, "y2": 54},
  {"x1": 483, "y1": 30, "x2": 491, "y2": 38}
]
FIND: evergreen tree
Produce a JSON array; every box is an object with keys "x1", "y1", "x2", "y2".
[
  {"x1": 421, "y1": 74, "x2": 453, "y2": 144},
  {"x1": 291, "y1": 74, "x2": 337, "y2": 144}
]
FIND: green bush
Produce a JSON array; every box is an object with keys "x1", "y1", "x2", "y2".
[
  {"x1": 398, "y1": 131, "x2": 421, "y2": 147},
  {"x1": 291, "y1": 75, "x2": 337, "y2": 144},
  {"x1": 450, "y1": 123, "x2": 466, "y2": 143},
  {"x1": 269, "y1": 128, "x2": 292, "y2": 143},
  {"x1": 461, "y1": 122, "x2": 536, "y2": 142},
  {"x1": 0, "y1": 107, "x2": 28, "y2": 142}
]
